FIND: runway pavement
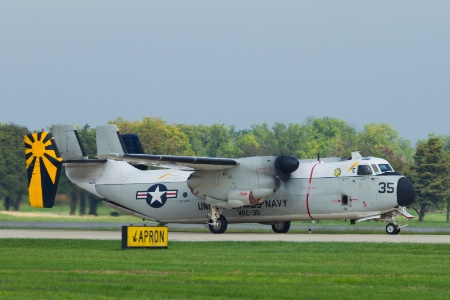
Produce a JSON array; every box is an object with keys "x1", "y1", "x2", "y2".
[{"x1": 0, "y1": 229, "x2": 449, "y2": 243}]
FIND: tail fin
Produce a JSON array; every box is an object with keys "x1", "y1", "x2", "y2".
[
  {"x1": 96, "y1": 125, "x2": 127, "y2": 156},
  {"x1": 121, "y1": 134, "x2": 146, "y2": 154},
  {"x1": 53, "y1": 124, "x2": 87, "y2": 160},
  {"x1": 96, "y1": 125, "x2": 148, "y2": 170},
  {"x1": 24, "y1": 131, "x2": 63, "y2": 208}
]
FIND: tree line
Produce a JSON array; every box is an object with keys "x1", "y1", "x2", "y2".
[{"x1": 1, "y1": 116, "x2": 449, "y2": 221}]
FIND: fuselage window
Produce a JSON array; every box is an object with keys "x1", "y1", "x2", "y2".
[
  {"x1": 378, "y1": 164, "x2": 393, "y2": 173},
  {"x1": 357, "y1": 165, "x2": 373, "y2": 175}
]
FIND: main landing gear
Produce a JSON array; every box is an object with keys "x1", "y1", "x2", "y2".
[
  {"x1": 207, "y1": 205, "x2": 227, "y2": 234},
  {"x1": 271, "y1": 221, "x2": 291, "y2": 233}
]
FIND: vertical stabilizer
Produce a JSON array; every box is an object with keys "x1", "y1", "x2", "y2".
[
  {"x1": 96, "y1": 125, "x2": 127, "y2": 156},
  {"x1": 53, "y1": 124, "x2": 87, "y2": 160},
  {"x1": 24, "y1": 132, "x2": 63, "y2": 208}
]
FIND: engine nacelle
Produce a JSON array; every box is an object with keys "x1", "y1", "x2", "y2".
[{"x1": 187, "y1": 156, "x2": 298, "y2": 205}]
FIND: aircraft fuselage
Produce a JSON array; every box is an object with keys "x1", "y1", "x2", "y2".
[{"x1": 65, "y1": 155, "x2": 411, "y2": 225}]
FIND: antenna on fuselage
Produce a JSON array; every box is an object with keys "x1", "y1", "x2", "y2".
[{"x1": 317, "y1": 153, "x2": 320, "y2": 161}]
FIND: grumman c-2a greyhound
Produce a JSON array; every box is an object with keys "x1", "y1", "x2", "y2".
[{"x1": 24, "y1": 124, "x2": 416, "y2": 235}]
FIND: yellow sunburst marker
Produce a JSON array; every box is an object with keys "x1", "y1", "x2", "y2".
[{"x1": 24, "y1": 132, "x2": 63, "y2": 208}]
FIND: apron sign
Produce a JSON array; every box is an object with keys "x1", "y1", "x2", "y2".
[{"x1": 122, "y1": 226, "x2": 168, "y2": 249}]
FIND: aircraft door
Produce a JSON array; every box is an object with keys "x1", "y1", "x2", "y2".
[{"x1": 347, "y1": 177, "x2": 370, "y2": 211}]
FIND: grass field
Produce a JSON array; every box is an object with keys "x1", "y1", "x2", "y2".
[{"x1": 0, "y1": 239, "x2": 449, "y2": 299}]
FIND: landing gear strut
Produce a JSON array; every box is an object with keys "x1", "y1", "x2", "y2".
[{"x1": 207, "y1": 205, "x2": 227, "y2": 234}]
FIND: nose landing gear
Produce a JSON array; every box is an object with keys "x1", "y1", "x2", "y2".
[
  {"x1": 385, "y1": 222, "x2": 401, "y2": 235},
  {"x1": 382, "y1": 209, "x2": 411, "y2": 235}
]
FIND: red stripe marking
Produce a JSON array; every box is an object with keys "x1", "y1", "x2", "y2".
[
  {"x1": 136, "y1": 192, "x2": 147, "y2": 198},
  {"x1": 306, "y1": 162, "x2": 321, "y2": 220},
  {"x1": 166, "y1": 191, "x2": 177, "y2": 198}
]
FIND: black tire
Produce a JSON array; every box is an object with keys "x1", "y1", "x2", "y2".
[
  {"x1": 208, "y1": 215, "x2": 227, "y2": 234},
  {"x1": 271, "y1": 221, "x2": 291, "y2": 233},
  {"x1": 386, "y1": 223, "x2": 400, "y2": 235}
]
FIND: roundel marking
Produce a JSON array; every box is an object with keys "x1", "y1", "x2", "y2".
[{"x1": 136, "y1": 184, "x2": 178, "y2": 208}]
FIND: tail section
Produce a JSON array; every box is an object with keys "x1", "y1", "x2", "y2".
[
  {"x1": 96, "y1": 125, "x2": 127, "y2": 156},
  {"x1": 121, "y1": 134, "x2": 145, "y2": 154},
  {"x1": 96, "y1": 124, "x2": 146, "y2": 155},
  {"x1": 53, "y1": 124, "x2": 87, "y2": 160},
  {"x1": 24, "y1": 124, "x2": 145, "y2": 208},
  {"x1": 24, "y1": 131, "x2": 63, "y2": 208}
]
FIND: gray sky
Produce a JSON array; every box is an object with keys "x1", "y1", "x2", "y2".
[{"x1": 1, "y1": 1, "x2": 449, "y2": 146}]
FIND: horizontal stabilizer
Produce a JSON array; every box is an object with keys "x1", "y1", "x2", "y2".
[{"x1": 24, "y1": 132, "x2": 63, "y2": 208}]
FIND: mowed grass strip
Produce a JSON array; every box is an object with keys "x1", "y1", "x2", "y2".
[{"x1": 0, "y1": 239, "x2": 449, "y2": 300}]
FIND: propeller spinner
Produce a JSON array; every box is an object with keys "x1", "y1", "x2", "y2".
[{"x1": 275, "y1": 156, "x2": 299, "y2": 181}]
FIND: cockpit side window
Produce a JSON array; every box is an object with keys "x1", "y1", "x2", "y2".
[
  {"x1": 378, "y1": 164, "x2": 393, "y2": 173},
  {"x1": 357, "y1": 165, "x2": 373, "y2": 175}
]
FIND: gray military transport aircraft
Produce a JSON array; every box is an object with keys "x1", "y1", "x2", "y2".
[{"x1": 24, "y1": 124, "x2": 415, "y2": 235}]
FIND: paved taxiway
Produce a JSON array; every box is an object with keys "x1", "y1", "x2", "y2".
[{"x1": 0, "y1": 229, "x2": 448, "y2": 243}]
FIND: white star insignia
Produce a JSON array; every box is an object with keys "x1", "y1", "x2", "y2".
[{"x1": 149, "y1": 185, "x2": 166, "y2": 204}]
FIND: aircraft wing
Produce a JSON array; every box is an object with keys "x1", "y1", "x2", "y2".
[{"x1": 98, "y1": 153, "x2": 238, "y2": 171}]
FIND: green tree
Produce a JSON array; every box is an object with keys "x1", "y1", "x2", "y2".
[
  {"x1": 0, "y1": 123, "x2": 30, "y2": 210},
  {"x1": 356, "y1": 123, "x2": 414, "y2": 173},
  {"x1": 111, "y1": 117, "x2": 193, "y2": 156},
  {"x1": 234, "y1": 131, "x2": 261, "y2": 157},
  {"x1": 206, "y1": 124, "x2": 236, "y2": 157},
  {"x1": 442, "y1": 150, "x2": 450, "y2": 222},
  {"x1": 176, "y1": 124, "x2": 211, "y2": 157},
  {"x1": 440, "y1": 135, "x2": 450, "y2": 150},
  {"x1": 236, "y1": 122, "x2": 305, "y2": 158},
  {"x1": 300, "y1": 117, "x2": 357, "y2": 158},
  {"x1": 412, "y1": 136, "x2": 446, "y2": 221},
  {"x1": 248, "y1": 123, "x2": 278, "y2": 156},
  {"x1": 77, "y1": 124, "x2": 97, "y2": 157}
]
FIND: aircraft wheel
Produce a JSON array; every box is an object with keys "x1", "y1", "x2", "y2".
[
  {"x1": 208, "y1": 215, "x2": 227, "y2": 234},
  {"x1": 385, "y1": 223, "x2": 400, "y2": 235},
  {"x1": 271, "y1": 221, "x2": 291, "y2": 233}
]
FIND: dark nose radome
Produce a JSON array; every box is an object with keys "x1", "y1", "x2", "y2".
[{"x1": 397, "y1": 177, "x2": 416, "y2": 206}]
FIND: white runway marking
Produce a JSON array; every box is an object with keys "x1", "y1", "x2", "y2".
[{"x1": 0, "y1": 229, "x2": 449, "y2": 243}]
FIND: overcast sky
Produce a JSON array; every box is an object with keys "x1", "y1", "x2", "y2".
[{"x1": 1, "y1": 1, "x2": 449, "y2": 146}]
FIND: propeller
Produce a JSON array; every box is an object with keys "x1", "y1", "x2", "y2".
[{"x1": 275, "y1": 155, "x2": 299, "y2": 181}]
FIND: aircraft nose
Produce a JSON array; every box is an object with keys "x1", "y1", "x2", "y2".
[{"x1": 397, "y1": 177, "x2": 416, "y2": 207}]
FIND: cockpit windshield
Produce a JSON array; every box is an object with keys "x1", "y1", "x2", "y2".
[
  {"x1": 378, "y1": 164, "x2": 393, "y2": 173},
  {"x1": 358, "y1": 163, "x2": 394, "y2": 175}
]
